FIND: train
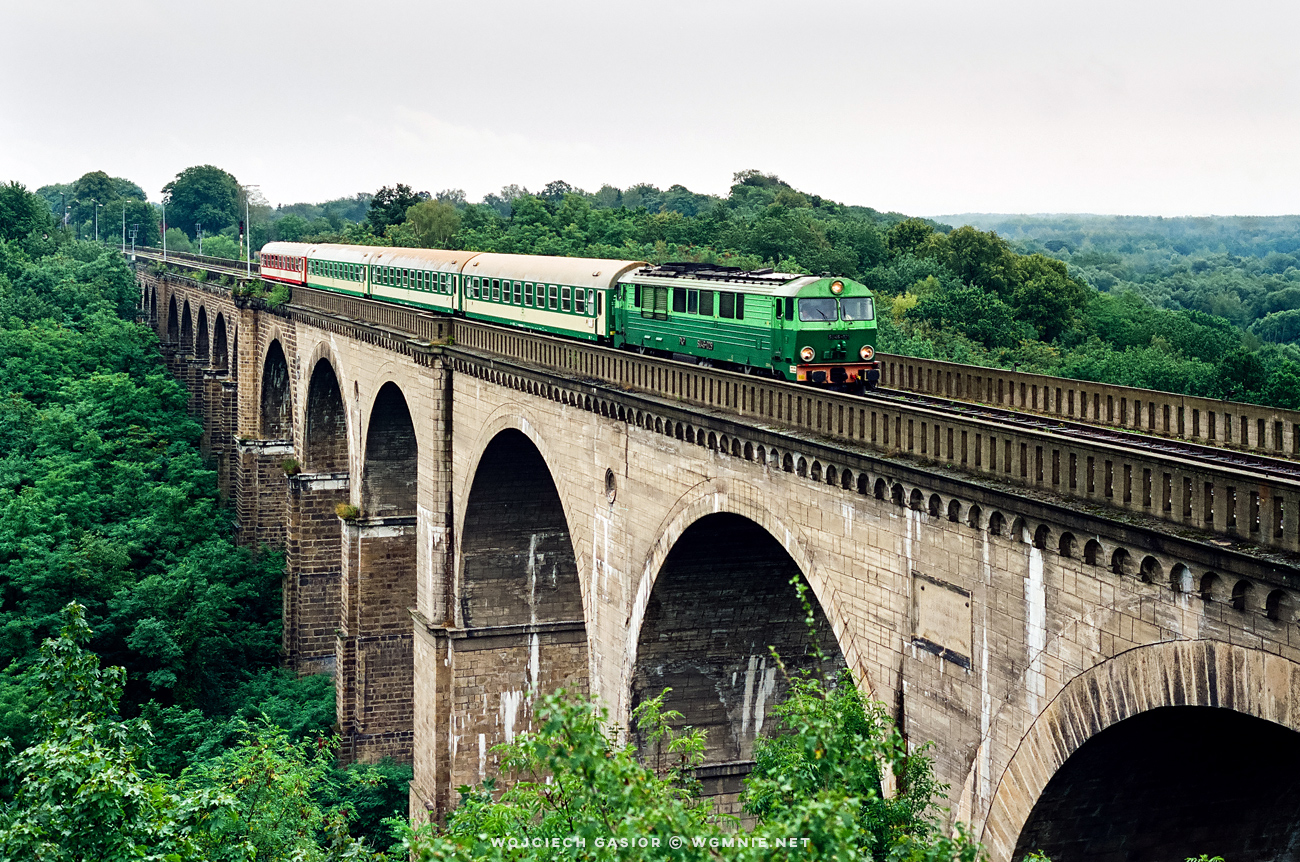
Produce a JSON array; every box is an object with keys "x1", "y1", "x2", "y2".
[{"x1": 258, "y1": 241, "x2": 881, "y2": 388}]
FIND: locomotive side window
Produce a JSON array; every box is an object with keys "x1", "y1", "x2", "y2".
[
  {"x1": 524, "y1": 282, "x2": 533, "y2": 305},
  {"x1": 514, "y1": 281, "x2": 523, "y2": 304},
  {"x1": 736, "y1": 293, "x2": 745, "y2": 320},
  {"x1": 699, "y1": 290, "x2": 714, "y2": 317},
  {"x1": 575, "y1": 289, "x2": 586, "y2": 314},
  {"x1": 785, "y1": 297, "x2": 795, "y2": 319},
  {"x1": 688, "y1": 290, "x2": 698, "y2": 314},
  {"x1": 562, "y1": 286, "x2": 572, "y2": 312},
  {"x1": 719, "y1": 291, "x2": 735, "y2": 319},
  {"x1": 549, "y1": 285, "x2": 559, "y2": 310},
  {"x1": 673, "y1": 289, "x2": 686, "y2": 313}
]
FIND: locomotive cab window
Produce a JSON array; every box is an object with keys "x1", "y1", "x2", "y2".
[
  {"x1": 800, "y1": 298, "x2": 837, "y2": 321},
  {"x1": 841, "y1": 297, "x2": 875, "y2": 321}
]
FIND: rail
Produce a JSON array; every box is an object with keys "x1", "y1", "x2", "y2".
[
  {"x1": 134, "y1": 252, "x2": 1300, "y2": 553},
  {"x1": 877, "y1": 353, "x2": 1300, "y2": 463}
]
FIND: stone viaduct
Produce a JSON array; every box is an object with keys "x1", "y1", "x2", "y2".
[{"x1": 138, "y1": 257, "x2": 1300, "y2": 861}]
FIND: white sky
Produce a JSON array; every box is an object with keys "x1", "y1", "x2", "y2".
[{"x1": 4, "y1": 0, "x2": 1298, "y2": 216}]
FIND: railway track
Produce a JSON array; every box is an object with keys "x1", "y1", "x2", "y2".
[
  {"x1": 137, "y1": 246, "x2": 1299, "y2": 480},
  {"x1": 867, "y1": 386, "x2": 1300, "y2": 482}
]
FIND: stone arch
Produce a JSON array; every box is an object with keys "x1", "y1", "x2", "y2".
[
  {"x1": 211, "y1": 313, "x2": 228, "y2": 370},
  {"x1": 180, "y1": 299, "x2": 193, "y2": 351},
  {"x1": 459, "y1": 427, "x2": 584, "y2": 635},
  {"x1": 1111, "y1": 547, "x2": 1132, "y2": 576},
  {"x1": 1232, "y1": 579, "x2": 1254, "y2": 612},
  {"x1": 947, "y1": 499, "x2": 962, "y2": 523},
  {"x1": 707, "y1": 431, "x2": 718, "y2": 450},
  {"x1": 195, "y1": 306, "x2": 209, "y2": 359},
  {"x1": 626, "y1": 484, "x2": 870, "y2": 724},
  {"x1": 987, "y1": 511, "x2": 1006, "y2": 536},
  {"x1": 1010, "y1": 516, "x2": 1029, "y2": 543},
  {"x1": 1170, "y1": 563, "x2": 1193, "y2": 593},
  {"x1": 1140, "y1": 555, "x2": 1162, "y2": 584},
  {"x1": 167, "y1": 295, "x2": 179, "y2": 342},
  {"x1": 1266, "y1": 589, "x2": 1291, "y2": 622},
  {"x1": 1033, "y1": 524, "x2": 1050, "y2": 550},
  {"x1": 361, "y1": 382, "x2": 417, "y2": 516},
  {"x1": 840, "y1": 469, "x2": 853, "y2": 491},
  {"x1": 824, "y1": 465, "x2": 836, "y2": 486},
  {"x1": 259, "y1": 339, "x2": 292, "y2": 439},
  {"x1": 149, "y1": 287, "x2": 157, "y2": 324},
  {"x1": 629, "y1": 498, "x2": 859, "y2": 777},
  {"x1": 928, "y1": 493, "x2": 942, "y2": 517},
  {"x1": 1084, "y1": 539, "x2": 1102, "y2": 566},
  {"x1": 1058, "y1": 532, "x2": 1076, "y2": 558},
  {"x1": 984, "y1": 641, "x2": 1300, "y2": 862},
  {"x1": 908, "y1": 488, "x2": 924, "y2": 511},
  {"x1": 304, "y1": 357, "x2": 348, "y2": 473},
  {"x1": 731, "y1": 438, "x2": 742, "y2": 458},
  {"x1": 810, "y1": 460, "x2": 822, "y2": 482},
  {"x1": 1200, "y1": 571, "x2": 1222, "y2": 603},
  {"x1": 744, "y1": 442, "x2": 755, "y2": 461},
  {"x1": 796, "y1": 457, "x2": 808, "y2": 478},
  {"x1": 783, "y1": 453, "x2": 794, "y2": 473},
  {"x1": 874, "y1": 478, "x2": 887, "y2": 500},
  {"x1": 967, "y1": 504, "x2": 983, "y2": 529}
]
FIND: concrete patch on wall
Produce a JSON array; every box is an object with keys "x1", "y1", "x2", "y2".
[{"x1": 911, "y1": 571, "x2": 972, "y2": 669}]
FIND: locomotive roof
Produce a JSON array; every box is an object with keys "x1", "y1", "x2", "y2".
[
  {"x1": 464, "y1": 252, "x2": 645, "y2": 290},
  {"x1": 624, "y1": 263, "x2": 823, "y2": 296}
]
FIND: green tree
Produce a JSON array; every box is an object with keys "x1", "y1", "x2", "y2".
[
  {"x1": 367, "y1": 183, "x2": 429, "y2": 233},
  {"x1": 0, "y1": 181, "x2": 54, "y2": 241},
  {"x1": 406, "y1": 200, "x2": 461, "y2": 248},
  {"x1": 0, "y1": 604, "x2": 201, "y2": 862},
  {"x1": 162, "y1": 165, "x2": 241, "y2": 240},
  {"x1": 1011, "y1": 254, "x2": 1090, "y2": 340}
]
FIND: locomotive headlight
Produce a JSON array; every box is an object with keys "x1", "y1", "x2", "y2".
[
  {"x1": 800, "y1": 346, "x2": 816, "y2": 363},
  {"x1": 830, "y1": 280, "x2": 844, "y2": 295},
  {"x1": 860, "y1": 345, "x2": 875, "y2": 361}
]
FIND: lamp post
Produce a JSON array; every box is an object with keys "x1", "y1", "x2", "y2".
[
  {"x1": 130, "y1": 224, "x2": 138, "y2": 257},
  {"x1": 162, "y1": 201, "x2": 168, "y2": 262},
  {"x1": 196, "y1": 223, "x2": 203, "y2": 255},
  {"x1": 242, "y1": 183, "x2": 260, "y2": 276},
  {"x1": 93, "y1": 201, "x2": 103, "y2": 243},
  {"x1": 121, "y1": 203, "x2": 126, "y2": 253}
]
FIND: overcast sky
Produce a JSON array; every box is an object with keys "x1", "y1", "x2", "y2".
[{"x1": 4, "y1": 0, "x2": 1297, "y2": 216}]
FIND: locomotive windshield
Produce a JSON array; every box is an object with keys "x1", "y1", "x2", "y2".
[
  {"x1": 840, "y1": 297, "x2": 875, "y2": 321},
  {"x1": 799, "y1": 298, "x2": 838, "y2": 322}
]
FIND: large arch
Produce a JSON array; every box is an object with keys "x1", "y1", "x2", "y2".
[
  {"x1": 983, "y1": 640, "x2": 1300, "y2": 861},
  {"x1": 304, "y1": 357, "x2": 348, "y2": 473},
  {"x1": 361, "y1": 381, "x2": 417, "y2": 516},
  {"x1": 458, "y1": 428, "x2": 584, "y2": 631},
  {"x1": 259, "y1": 339, "x2": 292, "y2": 439},
  {"x1": 630, "y1": 511, "x2": 848, "y2": 768},
  {"x1": 180, "y1": 300, "x2": 193, "y2": 352},
  {"x1": 149, "y1": 287, "x2": 157, "y2": 326},
  {"x1": 212, "y1": 313, "x2": 228, "y2": 371},
  {"x1": 166, "y1": 295, "x2": 178, "y2": 343},
  {"x1": 195, "y1": 306, "x2": 209, "y2": 360}
]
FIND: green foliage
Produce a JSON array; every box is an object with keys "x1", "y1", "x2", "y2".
[
  {"x1": 162, "y1": 165, "x2": 241, "y2": 239},
  {"x1": 0, "y1": 603, "x2": 202, "y2": 862},
  {"x1": 163, "y1": 227, "x2": 193, "y2": 253},
  {"x1": 406, "y1": 200, "x2": 461, "y2": 248},
  {"x1": 368, "y1": 184, "x2": 430, "y2": 234},
  {"x1": 0, "y1": 182, "x2": 54, "y2": 242},
  {"x1": 199, "y1": 234, "x2": 240, "y2": 261}
]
